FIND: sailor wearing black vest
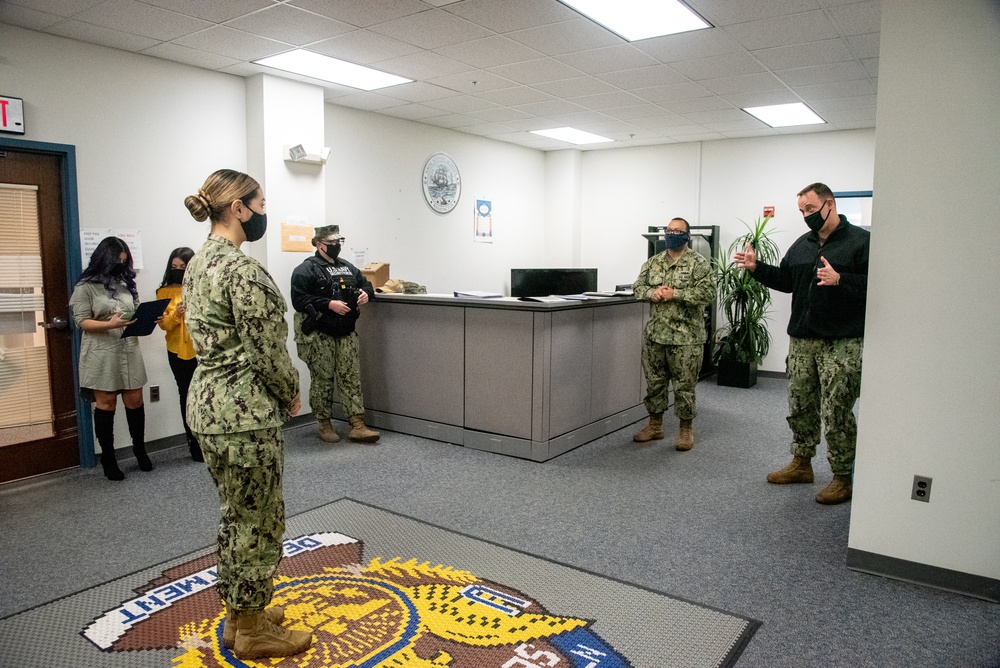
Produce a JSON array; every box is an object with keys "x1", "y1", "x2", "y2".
[
  {"x1": 291, "y1": 225, "x2": 380, "y2": 444},
  {"x1": 734, "y1": 183, "x2": 869, "y2": 505}
]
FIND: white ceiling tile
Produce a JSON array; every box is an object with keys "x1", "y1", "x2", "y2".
[
  {"x1": 420, "y1": 113, "x2": 483, "y2": 128},
  {"x1": 424, "y1": 95, "x2": 501, "y2": 114},
  {"x1": 829, "y1": 119, "x2": 875, "y2": 130},
  {"x1": 629, "y1": 116, "x2": 709, "y2": 131},
  {"x1": 700, "y1": 72, "x2": 786, "y2": 95},
  {"x1": 500, "y1": 117, "x2": 562, "y2": 132},
  {"x1": 441, "y1": 0, "x2": 576, "y2": 33},
  {"x1": 369, "y1": 8, "x2": 493, "y2": 50},
  {"x1": 73, "y1": 0, "x2": 211, "y2": 41},
  {"x1": 545, "y1": 110, "x2": 617, "y2": 126},
  {"x1": 569, "y1": 91, "x2": 647, "y2": 111},
  {"x1": 487, "y1": 57, "x2": 586, "y2": 85},
  {"x1": 44, "y1": 19, "x2": 160, "y2": 51},
  {"x1": 596, "y1": 65, "x2": 688, "y2": 90},
  {"x1": 828, "y1": 0, "x2": 881, "y2": 36},
  {"x1": 309, "y1": 30, "x2": 422, "y2": 64},
  {"x1": 793, "y1": 78, "x2": 876, "y2": 100},
  {"x1": 373, "y1": 50, "x2": 476, "y2": 80},
  {"x1": 378, "y1": 103, "x2": 450, "y2": 120},
  {"x1": 140, "y1": 42, "x2": 239, "y2": 69},
  {"x1": 506, "y1": 18, "x2": 623, "y2": 56},
  {"x1": 723, "y1": 10, "x2": 840, "y2": 51},
  {"x1": 555, "y1": 45, "x2": 659, "y2": 75},
  {"x1": 475, "y1": 86, "x2": 555, "y2": 107},
  {"x1": 173, "y1": 25, "x2": 291, "y2": 60},
  {"x1": 287, "y1": 0, "x2": 428, "y2": 28},
  {"x1": 808, "y1": 94, "x2": 876, "y2": 111},
  {"x1": 531, "y1": 76, "x2": 618, "y2": 99},
  {"x1": 224, "y1": 5, "x2": 354, "y2": 46},
  {"x1": 775, "y1": 60, "x2": 869, "y2": 87},
  {"x1": 656, "y1": 96, "x2": 735, "y2": 114},
  {"x1": 456, "y1": 121, "x2": 516, "y2": 135},
  {"x1": 136, "y1": 0, "x2": 272, "y2": 24},
  {"x1": 5, "y1": 0, "x2": 105, "y2": 18},
  {"x1": 602, "y1": 104, "x2": 682, "y2": 122},
  {"x1": 633, "y1": 81, "x2": 714, "y2": 104},
  {"x1": 330, "y1": 92, "x2": 411, "y2": 111},
  {"x1": 722, "y1": 90, "x2": 801, "y2": 108},
  {"x1": 820, "y1": 107, "x2": 877, "y2": 123},
  {"x1": 467, "y1": 106, "x2": 535, "y2": 123},
  {"x1": 427, "y1": 70, "x2": 517, "y2": 94},
  {"x1": 0, "y1": 4, "x2": 64, "y2": 30},
  {"x1": 635, "y1": 27, "x2": 743, "y2": 63},
  {"x1": 846, "y1": 32, "x2": 879, "y2": 59},
  {"x1": 753, "y1": 38, "x2": 855, "y2": 70},
  {"x1": 510, "y1": 98, "x2": 590, "y2": 118},
  {"x1": 682, "y1": 108, "x2": 750, "y2": 124},
  {"x1": 670, "y1": 52, "x2": 767, "y2": 80},
  {"x1": 703, "y1": 118, "x2": 770, "y2": 132},
  {"x1": 688, "y1": 0, "x2": 821, "y2": 26},
  {"x1": 379, "y1": 81, "x2": 461, "y2": 103},
  {"x1": 433, "y1": 35, "x2": 544, "y2": 69}
]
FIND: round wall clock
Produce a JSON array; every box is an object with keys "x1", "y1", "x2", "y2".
[{"x1": 421, "y1": 152, "x2": 461, "y2": 214}]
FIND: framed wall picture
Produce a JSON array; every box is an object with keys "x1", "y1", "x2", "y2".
[{"x1": 421, "y1": 152, "x2": 461, "y2": 214}]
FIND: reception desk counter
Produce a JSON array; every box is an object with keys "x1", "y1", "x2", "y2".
[{"x1": 346, "y1": 293, "x2": 647, "y2": 461}]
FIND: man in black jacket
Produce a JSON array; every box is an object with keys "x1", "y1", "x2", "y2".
[
  {"x1": 291, "y1": 225, "x2": 379, "y2": 444},
  {"x1": 734, "y1": 183, "x2": 868, "y2": 504}
]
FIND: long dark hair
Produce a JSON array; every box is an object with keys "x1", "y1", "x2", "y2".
[
  {"x1": 159, "y1": 247, "x2": 194, "y2": 288},
  {"x1": 79, "y1": 236, "x2": 138, "y2": 300}
]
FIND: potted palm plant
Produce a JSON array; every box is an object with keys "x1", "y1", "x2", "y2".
[{"x1": 713, "y1": 217, "x2": 779, "y2": 388}]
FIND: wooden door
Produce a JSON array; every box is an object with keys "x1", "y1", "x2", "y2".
[{"x1": 0, "y1": 147, "x2": 79, "y2": 482}]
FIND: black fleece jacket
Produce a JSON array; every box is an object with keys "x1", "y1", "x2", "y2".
[{"x1": 751, "y1": 215, "x2": 869, "y2": 339}]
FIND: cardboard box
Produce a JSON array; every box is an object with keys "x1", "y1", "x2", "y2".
[{"x1": 361, "y1": 262, "x2": 390, "y2": 289}]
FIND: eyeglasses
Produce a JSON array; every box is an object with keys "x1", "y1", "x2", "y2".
[{"x1": 664, "y1": 229, "x2": 688, "y2": 236}]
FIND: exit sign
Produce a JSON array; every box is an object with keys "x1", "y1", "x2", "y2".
[{"x1": 0, "y1": 96, "x2": 25, "y2": 135}]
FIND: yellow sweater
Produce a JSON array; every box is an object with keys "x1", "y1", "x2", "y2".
[{"x1": 156, "y1": 285, "x2": 196, "y2": 360}]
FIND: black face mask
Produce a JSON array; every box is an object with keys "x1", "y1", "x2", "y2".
[
  {"x1": 665, "y1": 232, "x2": 689, "y2": 251},
  {"x1": 325, "y1": 242, "x2": 341, "y2": 260},
  {"x1": 804, "y1": 201, "x2": 830, "y2": 232},
  {"x1": 241, "y1": 208, "x2": 267, "y2": 242},
  {"x1": 168, "y1": 268, "x2": 185, "y2": 285}
]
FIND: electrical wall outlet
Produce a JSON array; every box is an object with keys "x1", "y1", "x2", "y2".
[
  {"x1": 150, "y1": 385, "x2": 160, "y2": 402},
  {"x1": 911, "y1": 475, "x2": 932, "y2": 502}
]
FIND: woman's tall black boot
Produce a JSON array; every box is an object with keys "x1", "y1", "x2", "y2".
[
  {"x1": 94, "y1": 408, "x2": 124, "y2": 481},
  {"x1": 125, "y1": 405, "x2": 153, "y2": 471}
]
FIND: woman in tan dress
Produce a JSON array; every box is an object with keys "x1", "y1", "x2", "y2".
[{"x1": 69, "y1": 236, "x2": 151, "y2": 480}]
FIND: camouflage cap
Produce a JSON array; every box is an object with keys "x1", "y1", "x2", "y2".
[{"x1": 313, "y1": 224, "x2": 343, "y2": 243}]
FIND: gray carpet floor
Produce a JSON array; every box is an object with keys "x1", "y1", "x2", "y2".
[{"x1": 1, "y1": 377, "x2": 998, "y2": 667}]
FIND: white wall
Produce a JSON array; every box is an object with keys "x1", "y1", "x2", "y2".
[
  {"x1": 323, "y1": 105, "x2": 548, "y2": 295},
  {"x1": 1, "y1": 24, "x2": 247, "y2": 446},
  {"x1": 848, "y1": 0, "x2": 1000, "y2": 581},
  {"x1": 578, "y1": 131, "x2": 875, "y2": 371}
]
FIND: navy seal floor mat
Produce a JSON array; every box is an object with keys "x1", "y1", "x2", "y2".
[{"x1": 0, "y1": 498, "x2": 759, "y2": 667}]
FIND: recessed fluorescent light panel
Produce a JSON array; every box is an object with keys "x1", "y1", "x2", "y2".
[
  {"x1": 253, "y1": 50, "x2": 411, "y2": 91},
  {"x1": 743, "y1": 102, "x2": 826, "y2": 128},
  {"x1": 559, "y1": 0, "x2": 710, "y2": 41},
  {"x1": 530, "y1": 127, "x2": 613, "y2": 145}
]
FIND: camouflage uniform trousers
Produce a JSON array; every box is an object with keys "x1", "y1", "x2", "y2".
[
  {"x1": 297, "y1": 329, "x2": 365, "y2": 419},
  {"x1": 199, "y1": 428, "x2": 285, "y2": 613},
  {"x1": 786, "y1": 337, "x2": 863, "y2": 475},
  {"x1": 641, "y1": 339, "x2": 704, "y2": 419}
]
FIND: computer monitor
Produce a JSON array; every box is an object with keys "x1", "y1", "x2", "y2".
[{"x1": 510, "y1": 268, "x2": 598, "y2": 297}]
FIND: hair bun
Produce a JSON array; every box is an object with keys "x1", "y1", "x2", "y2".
[{"x1": 184, "y1": 192, "x2": 211, "y2": 222}]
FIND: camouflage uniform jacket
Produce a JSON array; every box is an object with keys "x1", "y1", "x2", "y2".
[
  {"x1": 182, "y1": 234, "x2": 299, "y2": 434},
  {"x1": 633, "y1": 248, "x2": 717, "y2": 346}
]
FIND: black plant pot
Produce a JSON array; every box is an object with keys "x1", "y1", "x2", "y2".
[{"x1": 716, "y1": 359, "x2": 758, "y2": 388}]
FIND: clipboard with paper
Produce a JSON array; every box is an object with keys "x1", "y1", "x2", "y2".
[{"x1": 120, "y1": 298, "x2": 171, "y2": 338}]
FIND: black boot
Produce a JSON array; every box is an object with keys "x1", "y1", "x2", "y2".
[
  {"x1": 125, "y1": 405, "x2": 153, "y2": 472},
  {"x1": 94, "y1": 408, "x2": 124, "y2": 481},
  {"x1": 188, "y1": 435, "x2": 204, "y2": 462}
]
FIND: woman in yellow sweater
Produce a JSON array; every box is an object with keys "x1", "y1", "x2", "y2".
[{"x1": 156, "y1": 247, "x2": 202, "y2": 461}]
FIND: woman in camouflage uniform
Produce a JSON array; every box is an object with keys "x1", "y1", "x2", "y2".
[{"x1": 182, "y1": 170, "x2": 312, "y2": 660}]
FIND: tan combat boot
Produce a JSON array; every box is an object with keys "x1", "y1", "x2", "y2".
[
  {"x1": 316, "y1": 418, "x2": 340, "y2": 444},
  {"x1": 632, "y1": 414, "x2": 664, "y2": 443},
  {"x1": 233, "y1": 610, "x2": 312, "y2": 660},
  {"x1": 815, "y1": 474, "x2": 853, "y2": 505},
  {"x1": 222, "y1": 605, "x2": 285, "y2": 649},
  {"x1": 676, "y1": 419, "x2": 694, "y2": 451},
  {"x1": 348, "y1": 415, "x2": 380, "y2": 444},
  {"x1": 766, "y1": 456, "x2": 814, "y2": 484}
]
